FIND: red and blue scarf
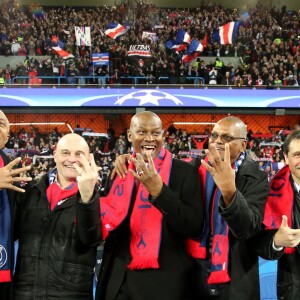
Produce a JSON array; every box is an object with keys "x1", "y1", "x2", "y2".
[
  {"x1": 186, "y1": 153, "x2": 245, "y2": 284},
  {"x1": 100, "y1": 148, "x2": 172, "y2": 269},
  {"x1": 0, "y1": 156, "x2": 12, "y2": 282},
  {"x1": 263, "y1": 165, "x2": 295, "y2": 254}
]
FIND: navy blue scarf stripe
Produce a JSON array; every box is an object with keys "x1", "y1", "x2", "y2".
[{"x1": 0, "y1": 188, "x2": 12, "y2": 281}]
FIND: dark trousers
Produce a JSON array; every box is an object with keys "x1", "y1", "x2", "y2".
[{"x1": 0, "y1": 282, "x2": 12, "y2": 300}]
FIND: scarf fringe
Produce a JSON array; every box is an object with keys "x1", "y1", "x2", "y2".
[
  {"x1": 127, "y1": 258, "x2": 160, "y2": 270},
  {"x1": 208, "y1": 270, "x2": 231, "y2": 284}
]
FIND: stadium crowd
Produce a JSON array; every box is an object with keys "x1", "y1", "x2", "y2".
[
  {"x1": 2, "y1": 123, "x2": 295, "y2": 191},
  {"x1": 0, "y1": 1, "x2": 299, "y2": 86}
]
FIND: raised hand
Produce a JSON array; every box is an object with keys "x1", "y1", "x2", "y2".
[
  {"x1": 0, "y1": 157, "x2": 32, "y2": 193},
  {"x1": 129, "y1": 152, "x2": 163, "y2": 197},
  {"x1": 112, "y1": 153, "x2": 131, "y2": 179},
  {"x1": 274, "y1": 215, "x2": 300, "y2": 248},
  {"x1": 201, "y1": 143, "x2": 236, "y2": 205},
  {"x1": 73, "y1": 153, "x2": 99, "y2": 203}
]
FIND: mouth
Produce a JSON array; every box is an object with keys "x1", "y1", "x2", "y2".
[
  {"x1": 64, "y1": 165, "x2": 77, "y2": 170},
  {"x1": 216, "y1": 146, "x2": 224, "y2": 151},
  {"x1": 141, "y1": 145, "x2": 156, "y2": 155}
]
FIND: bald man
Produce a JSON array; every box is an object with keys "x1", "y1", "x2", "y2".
[
  {"x1": 96, "y1": 111, "x2": 203, "y2": 300},
  {"x1": 13, "y1": 133, "x2": 101, "y2": 300},
  {"x1": 0, "y1": 110, "x2": 32, "y2": 300},
  {"x1": 192, "y1": 116, "x2": 269, "y2": 300},
  {"x1": 113, "y1": 116, "x2": 270, "y2": 300}
]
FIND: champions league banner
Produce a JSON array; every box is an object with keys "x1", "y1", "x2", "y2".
[{"x1": 0, "y1": 88, "x2": 299, "y2": 108}]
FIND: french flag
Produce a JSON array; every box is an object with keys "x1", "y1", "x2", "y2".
[
  {"x1": 52, "y1": 46, "x2": 74, "y2": 59},
  {"x1": 213, "y1": 22, "x2": 240, "y2": 44},
  {"x1": 176, "y1": 29, "x2": 191, "y2": 44},
  {"x1": 182, "y1": 52, "x2": 201, "y2": 64},
  {"x1": 105, "y1": 23, "x2": 129, "y2": 40},
  {"x1": 187, "y1": 39, "x2": 204, "y2": 54},
  {"x1": 165, "y1": 40, "x2": 187, "y2": 52}
]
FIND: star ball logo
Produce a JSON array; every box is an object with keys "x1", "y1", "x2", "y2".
[
  {"x1": 0, "y1": 244, "x2": 8, "y2": 268},
  {"x1": 114, "y1": 89, "x2": 183, "y2": 106}
]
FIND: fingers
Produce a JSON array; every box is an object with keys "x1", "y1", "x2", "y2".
[
  {"x1": 224, "y1": 143, "x2": 230, "y2": 163},
  {"x1": 9, "y1": 165, "x2": 32, "y2": 177},
  {"x1": 6, "y1": 157, "x2": 22, "y2": 169},
  {"x1": 281, "y1": 215, "x2": 289, "y2": 228},
  {"x1": 114, "y1": 154, "x2": 130, "y2": 178}
]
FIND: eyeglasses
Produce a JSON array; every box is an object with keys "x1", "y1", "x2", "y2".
[{"x1": 210, "y1": 132, "x2": 246, "y2": 143}]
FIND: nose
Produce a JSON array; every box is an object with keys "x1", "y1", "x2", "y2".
[{"x1": 144, "y1": 133, "x2": 155, "y2": 141}]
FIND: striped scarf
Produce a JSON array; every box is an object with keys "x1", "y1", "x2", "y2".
[
  {"x1": 100, "y1": 148, "x2": 172, "y2": 269},
  {"x1": 187, "y1": 152, "x2": 245, "y2": 284},
  {"x1": 263, "y1": 165, "x2": 295, "y2": 254},
  {"x1": 0, "y1": 156, "x2": 12, "y2": 282}
]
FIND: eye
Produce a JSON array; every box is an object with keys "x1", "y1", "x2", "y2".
[
  {"x1": 222, "y1": 134, "x2": 234, "y2": 142},
  {"x1": 210, "y1": 132, "x2": 218, "y2": 139}
]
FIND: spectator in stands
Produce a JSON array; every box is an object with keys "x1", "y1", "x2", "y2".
[
  {"x1": 253, "y1": 129, "x2": 300, "y2": 300},
  {"x1": 0, "y1": 110, "x2": 32, "y2": 300},
  {"x1": 96, "y1": 111, "x2": 203, "y2": 300},
  {"x1": 13, "y1": 133, "x2": 101, "y2": 300}
]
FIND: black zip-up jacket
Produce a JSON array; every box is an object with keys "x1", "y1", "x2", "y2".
[{"x1": 13, "y1": 173, "x2": 101, "y2": 300}]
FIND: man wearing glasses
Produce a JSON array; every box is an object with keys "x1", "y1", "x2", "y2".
[{"x1": 189, "y1": 116, "x2": 269, "y2": 300}]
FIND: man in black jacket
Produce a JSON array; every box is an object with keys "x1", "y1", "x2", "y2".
[
  {"x1": 112, "y1": 116, "x2": 269, "y2": 300},
  {"x1": 0, "y1": 110, "x2": 32, "y2": 300},
  {"x1": 254, "y1": 129, "x2": 300, "y2": 300},
  {"x1": 13, "y1": 133, "x2": 101, "y2": 300},
  {"x1": 96, "y1": 111, "x2": 203, "y2": 300}
]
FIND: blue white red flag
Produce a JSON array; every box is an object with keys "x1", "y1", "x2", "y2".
[
  {"x1": 182, "y1": 52, "x2": 201, "y2": 64},
  {"x1": 175, "y1": 29, "x2": 191, "y2": 44},
  {"x1": 142, "y1": 31, "x2": 158, "y2": 42},
  {"x1": 165, "y1": 40, "x2": 187, "y2": 52},
  {"x1": 105, "y1": 23, "x2": 129, "y2": 39},
  {"x1": 187, "y1": 39, "x2": 204, "y2": 54},
  {"x1": 212, "y1": 22, "x2": 240, "y2": 45},
  {"x1": 74, "y1": 26, "x2": 91, "y2": 46},
  {"x1": 92, "y1": 53, "x2": 109, "y2": 66},
  {"x1": 52, "y1": 46, "x2": 74, "y2": 59}
]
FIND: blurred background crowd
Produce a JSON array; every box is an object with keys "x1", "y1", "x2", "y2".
[
  {"x1": 0, "y1": 0, "x2": 299, "y2": 86},
  {"x1": 3, "y1": 123, "x2": 296, "y2": 190}
]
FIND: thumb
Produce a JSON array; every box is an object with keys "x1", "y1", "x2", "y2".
[{"x1": 281, "y1": 215, "x2": 289, "y2": 228}]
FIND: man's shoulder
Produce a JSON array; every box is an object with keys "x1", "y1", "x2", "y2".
[
  {"x1": 240, "y1": 154, "x2": 267, "y2": 178},
  {"x1": 171, "y1": 157, "x2": 199, "y2": 173}
]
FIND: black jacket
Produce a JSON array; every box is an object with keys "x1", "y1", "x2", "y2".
[
  {"x1": 253, "y1": 175, "x2": 300, "y2": 300},
  {"x1": 13, "y1": 173, "x2": 101, "y2": 300},
  {"x1": 96, "y1": 158, "x2": 203, "y2": 300},
  {"x1": 194, "y1": 154, "x2": 270, "y2": 300}
]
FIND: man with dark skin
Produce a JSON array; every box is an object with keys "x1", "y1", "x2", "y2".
[
  {"x1": 0, "y1": 110, "x2": 32, "y2": 300},
  {"x1": 96, "y1": 111, "x2": 203, "y2": 300},
  {"x1": 113, "y1": 115, "x2": 269, "y2": 300}
]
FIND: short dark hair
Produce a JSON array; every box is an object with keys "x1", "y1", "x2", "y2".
[{"x1": 282, "y1": 129, "x2": 300, "y2": 155}]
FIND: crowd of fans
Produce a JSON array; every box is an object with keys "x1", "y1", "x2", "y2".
[
  {"x1": 3, "y1": 123, "x2": 295, "y2": 190},
  {"x1": 0, "y1": 1, "x2": 299, "y2": 86}
]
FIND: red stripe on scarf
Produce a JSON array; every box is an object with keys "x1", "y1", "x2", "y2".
[
  {"x1": 263, "y1": 165, "x2": 295, "y2": 254},
  {"x1": 100, "y1": 149, "x2": 172, "y2": 269}
]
